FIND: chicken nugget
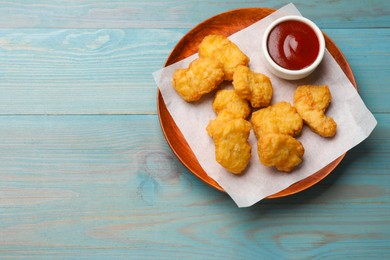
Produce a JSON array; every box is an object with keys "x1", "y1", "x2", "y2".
[
  {"x1": 251, "y1": 101, "x2": 303, "y2": 138},
  {"x1": 198, "y1": 35, "x2": 249, "y2": 81},
  {"x1": 207, "y1": 89, "x2": 252, "y2": 174},
  {"x1": 172, "y1": 57, "x2": 224, "y2": 102},
  {"x1": 258, "y1": 133, "x2": 304, "y2": 172},
  {"x1": 210, "y1": 118, "x2": 252, "y2": 174},
  {"x1": 207, "y1": 111, "x2": 237, "y2": 137},
  {"x1": 232, "y1": 65, "x2": 273, "y2": 108},
  {"x1": 293, "y1": 85, "x2": 337, "y2": 137},
  {"x1": 212, "y1": 89, "x2": 251, "y2": 119}
]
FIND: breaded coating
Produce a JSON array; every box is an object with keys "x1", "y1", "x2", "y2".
[
  {"x1": 293, "y1": 85, "x2": 337, "y2": 137},
  {"x1": 198, "y1": 34, "x2": 249, "y2": 81},
  {"x1": 206, "y1": 110, "x2": 236, "y2": 137},
  {"x1": 209, "y1": 118, "x2": 252, "y2": 174},
  {"x1": 251, "y1": 101, "x2": 303, "y2": 138},
  {"x1": 206, "y1": 89, "x2": 252, "y2": 174},
  {"x1": 212, "y1": 89, "x2": 251, "y2": 119},
  {"x1": 232, "y1": 65, "x2": 273, "y2": 108},
  {"x1": 258, "y1": 133, "x2": 304, "y2": 172},
  {"x1": 172, "y1": 57, "x2": 224, "y2": 102}
]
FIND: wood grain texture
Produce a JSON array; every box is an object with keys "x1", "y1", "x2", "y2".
[
  {"x1": 0, "y1": 28, "x2": 181, "y2": 114},
  {"x1": 0, "y1": 28, "x2": 388, "y2": 114},
  {"x1": 0, "y1": 1, "x2": 389, "y2": 258},
  {"x1": 0, "y1": 115, "x2": 388, "y2": 258},
  {"x1": 0, "y1": 0, "x2": 388, "y2": 29}
]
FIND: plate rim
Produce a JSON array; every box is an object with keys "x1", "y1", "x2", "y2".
[{"x1": 157, "y1": 7, "x2": 357, "y2": 199}]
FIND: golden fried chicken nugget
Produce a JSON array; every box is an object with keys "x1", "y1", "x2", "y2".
[
  {"x1": 232, "y1": 65, "x2": 273, "y2": 108},
  {"x1": 251, "y1": 101, "x2": 303, "y2": 138},
  {"x1": 293, "y1": 85, "x2": 337, "y2": 137},
  {"x1": 258, "y1": 133, "x2": 304, "y2": 172},
  {"x1": 206, "y1": 110, "x2": 236, "y2": 137},
  {"x1": 209, "y1": 118, "x2": 252, "y2": 174},
  {"x1": 207, "y1": 92, "x2": 252, "y2": 174},
  {"x1": 212, "y1": 89, "x2": 251, "y2": 119},
  {"x1": 198, "y1": 35, "x2": 249, "y2": 81},
  {"x1": 172, "y1": 57, "x2": 224, "y2": 102}
]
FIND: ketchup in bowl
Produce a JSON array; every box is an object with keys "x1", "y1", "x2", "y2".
[
  {"x1": 267, "y1": 20, "x2": 319, "y2": 70},
  {"x1": 262, "y1": 15, "x2": 325, "y2": 80}
]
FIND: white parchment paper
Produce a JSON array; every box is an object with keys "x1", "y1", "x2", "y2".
[{"x1": 153, "y1": 3, "x2": 377, "y2": 207}]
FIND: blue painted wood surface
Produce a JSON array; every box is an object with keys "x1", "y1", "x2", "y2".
[{"x1": 0, "y1": 1, "x2": 389, "y2": 258}]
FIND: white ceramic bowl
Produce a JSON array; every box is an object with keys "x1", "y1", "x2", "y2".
[{"x1": 262, "y1": 15, "x2": 325, "y2": 80}]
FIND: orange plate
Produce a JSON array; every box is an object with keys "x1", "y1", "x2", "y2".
[{"x1": 157, "y1": 8, "x2": 357, "y2": 199}]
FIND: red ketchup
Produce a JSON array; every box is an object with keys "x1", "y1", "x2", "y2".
[{"x1": 267, "y1": 20, "x2": 320, "y2": 70}]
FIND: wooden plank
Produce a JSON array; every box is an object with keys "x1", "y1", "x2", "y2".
[
  {"x1": 0, "y1": 1, "x2": 387, "y2": 259},
  {"x1": 0, "y1": 28, "x2": 183, "y2": 115},
  {"x1": 0, "y1": 28, "x2": 388, "y2": 115},
  {"x1": 324, "y1": 28, "x2": 390, "y2": 113},
  {"x1": 0, "y1": 1, "x2": 388, "y2": 29},
  {"x1": 0, "y1": 114, "x2": 388, "y2": 258}
]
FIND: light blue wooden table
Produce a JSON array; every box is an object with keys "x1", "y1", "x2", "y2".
[{"x1": 0, "y1": 1, "x2": 389, "y2": 258}]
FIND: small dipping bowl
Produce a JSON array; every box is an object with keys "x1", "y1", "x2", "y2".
[{"x1": 262, "y1": 15, "x2": 325, "y2": 80}]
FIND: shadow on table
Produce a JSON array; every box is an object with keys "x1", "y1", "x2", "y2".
[{"x1": 254, "y1": 140, "x2": 373, "y2": 209}]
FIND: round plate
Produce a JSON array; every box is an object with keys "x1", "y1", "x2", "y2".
[{"x1": 157, "y1": 8, "x2": 357, "y2": 199}]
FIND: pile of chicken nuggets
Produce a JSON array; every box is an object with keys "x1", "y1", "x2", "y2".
[{"x1": 172, "y1": 34, "x2": 337, "y2": 174}]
